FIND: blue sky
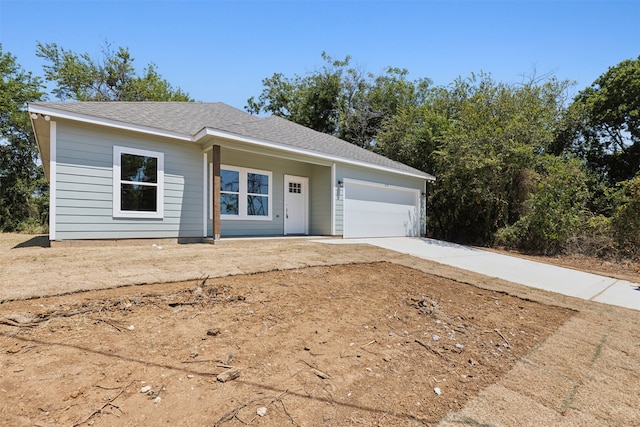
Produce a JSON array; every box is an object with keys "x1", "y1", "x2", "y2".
[{"x1": 1, "y1": 0, "x2": 638, "y2": 111}]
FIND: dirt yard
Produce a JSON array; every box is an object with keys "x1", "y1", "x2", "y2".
[{"x1": 1, "y1": 234, "x2": 639, "y2": 426}]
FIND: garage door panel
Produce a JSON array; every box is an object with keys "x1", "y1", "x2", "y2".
[
  {"x1": 344, "y1": 180, "x2": 420, "y2": 238},
  {"x1": 348, "y1": 184, "x2": 416, "y2": 205}
]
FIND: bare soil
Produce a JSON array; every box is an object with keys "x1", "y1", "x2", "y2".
[
  {"x1": 0, "y1": 234, "x2": 639, "y2": 426},
  {"x1": 1, "y1": 262, "x2": 572, "y2": 426}
]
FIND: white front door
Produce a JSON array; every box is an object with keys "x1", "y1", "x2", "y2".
[{"x1": 284, "y1": 175, "x2": 308, "y2": 235}]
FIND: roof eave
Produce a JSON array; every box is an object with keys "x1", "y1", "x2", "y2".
[
  {"x1": 29, "y1": 111, "x2": 50, "y2": 181},
  {"x1": 27, "y1": 103, "x2": 435, "y2": 182},
  {"x1": 198, "y1": 127, "x2": 435, "y2": 181}
]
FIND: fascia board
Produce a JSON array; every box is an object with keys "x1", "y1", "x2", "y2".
[
  {"x1": 199, "y1": 128, "x2": 435, "y2": 181},
  {"x1": 28, "y1": 105, "x2": 193, "y2": 142},
  {"x1": 29, "y1": 114, "x2": 50, "y2": 180}
]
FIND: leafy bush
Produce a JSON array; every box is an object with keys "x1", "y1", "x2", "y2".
[
  {"x1": 611, "y1": 176, "x2": 640, "y2": 259},
  {"x1": 562, "y1": 215, "x2": 616, "y2": 258},
  {"x1": 494, "y1": 156, "x2": 589, "y2": 255}
]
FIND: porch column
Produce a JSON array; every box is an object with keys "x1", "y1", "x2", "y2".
[{"x1": 212, "y1": 144, "x2": 221, "y2": 242}]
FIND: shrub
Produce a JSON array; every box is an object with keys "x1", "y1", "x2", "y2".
[
  {"x1": 494, "y1": 155, "x2": 589, "y2": 255},
  {"x1": 611, "y1": 176, "x2": 640, "y2": 259}
]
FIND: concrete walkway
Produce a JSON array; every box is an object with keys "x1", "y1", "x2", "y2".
[{"x1": 321, "y1": 237, "x2": 640, "y2": 311}]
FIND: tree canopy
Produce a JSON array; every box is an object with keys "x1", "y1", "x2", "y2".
[
  {"x1": 560, "y1": 56, "x2": 640, "y2": 184},
  {"x1": 36, "y1": 42, "x2": 192, "y2": 102},
  {"x1": 246, "y1": 52, "x2": 431, "y2": 148},
  {"x1": 0, "y1": 45, "x2": 47, "y2": 231}
]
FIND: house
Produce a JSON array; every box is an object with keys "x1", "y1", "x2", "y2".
[{"x1": 28, "y1": 102, "x2": 435, "y2": 244}]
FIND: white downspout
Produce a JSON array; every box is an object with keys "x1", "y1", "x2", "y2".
[
  {"x1": 202, "y1": 152, "x2": 207, "y2": 237},
  {"x1": 331, "y1": 162, "x2": 336, "y2": 236},
  {"x1": 49, "y1": 121, "x2": 57, "y2": 241}
]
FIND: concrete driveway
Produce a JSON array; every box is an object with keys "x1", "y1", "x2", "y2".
[{"x1": 322, "y1": 237, "x2": 640, "y2": 311}]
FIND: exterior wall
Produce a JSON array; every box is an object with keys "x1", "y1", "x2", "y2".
[
  {"x1": 334, "y1": 164, "x2": 426, "y2": 236},
  {"x1": 309, "y1": 164, "x2": 332, "y2": 235},
  {"x1": 53, "y1": 121, "x2": 203, "y2": 240},
  {"x1": 212, "y1": 149, "x2": 333, "y2": 237},
  {"x1": 51, "y1": 121, "x2": 425, "y2": 241}
]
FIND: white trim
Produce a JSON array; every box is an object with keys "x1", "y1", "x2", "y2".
[
  {"x1": 331, "y1": 163, "x2": 336, "y2": 236},
  {"x1": 202, "y1": 152, "x2": 208, "y2": 237},
  {"x1": 220, "y1": 164, "x2": 272, "y2": 221},
  {"x1": 283, "y1": 175, "x2": 309, "y2": 235},
  {"x1": 49, "y1": 121, "x2": 57, "y2": 241},
  {"x1": 112, "y1": 145, "x2": 165, "y2": 219},
  {"x1": 202, "y1": 128, "x2": 434, "y2": 181},
  {"x1": 209, "y1": 162, "x2": 213, "y2": 221}
]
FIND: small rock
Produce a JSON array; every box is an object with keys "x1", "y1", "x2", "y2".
[
  {"x1": 434, "y1": 387, "x2": 442, "y2": 395},
  {"x1": 153, "y1": 396, "x2": 161, "y2": 404},
  {"x1": 455, "y1": 343, "x2": 464, "y2": 350},
  {"x1": 127, "y1": 325, "x2": 135, "y2": 331},
  {"x1": 256, "y1": 407, "x2": 267, "y2": 417},
  {"x1": 140, "y1": 385, "x2": 152, "y2": 393},
  {"x1": 187, "y1": 374, "x2": 194, "y2": 379},
  {"x1": 70, "y1": 390, "x2": 80, "y2": 399},
  {"x1": 432, "y1": 335, "x2": 440, "y2": 342}
]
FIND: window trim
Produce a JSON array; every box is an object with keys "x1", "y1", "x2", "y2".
[
  {"x1": 219, "y1": 164, "x2": 272, "y2": 221},
  {"x1": 113, "y1": 145, "x2": 164, "y2": 219}
]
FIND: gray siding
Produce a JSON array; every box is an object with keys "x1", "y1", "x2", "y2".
[
  {"x1": 54, "y1": 122, "x2": 203, "y2": 240},
  {"x1": 217, "y1": 148, "x2": 315, "y2": 237},
  {"x1": 204, "y1": 149, "x2": 334, "y2": 237},
  {"x1": 335, "y1": 192, "x2": 344, "y2": 236},
  {"x1": 309, "y1": 165, "x2": 331, "y2": 235}
]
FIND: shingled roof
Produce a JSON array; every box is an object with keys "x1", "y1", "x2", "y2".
[{"x1": 29, "y1": 101, "x2": 435, "y2": 180}]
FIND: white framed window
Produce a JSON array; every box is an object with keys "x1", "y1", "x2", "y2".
[
  {"x1": 218, "y1": 165, "x2": 272, "y2": 221},
  {"x1": 113, "y1": 145, "x2": 164, "y2": 219}
]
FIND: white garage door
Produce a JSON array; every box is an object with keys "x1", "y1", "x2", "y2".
[{"x1": 343, "y1": 179, "x2": 420, "y2": 238}]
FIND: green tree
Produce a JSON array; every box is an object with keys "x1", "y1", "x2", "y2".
[
  {"x1": 561, "y1": 56, "x2": 640, "y2": 184},
  {"x1": 611, "y1": 175, "x2": 640, "y2": 258},
  {"x1": 339, "y1": 67, "x2": 431, "y2": 148},
  {"x1": 36, "y1": 42, "x2": 192, "y2": 101},
  {"x1": 0, "y1": 45, "x2": 47, "y2": 231},
  {"x1": 495, "y1": 155, "x2": 590, "y2": 255},
  {"x1": 247, "y1": 52, "x2": 347, "y2": 136},
  {"x1": 416, "y1": 74, "x2": 569, "y2": 244},
  {"x1": 375, "y1": 102, "x2": 448, "y2": 174},
  {"x1": 247, "y1": 52, "x2": 431, "y2": 148}
]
